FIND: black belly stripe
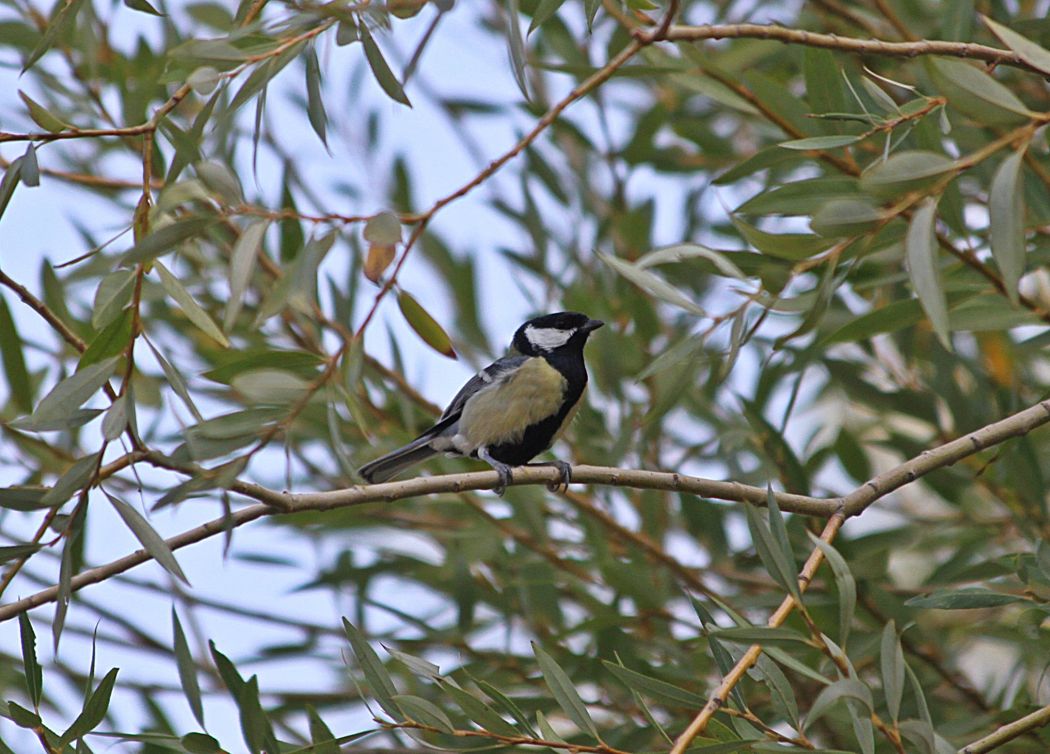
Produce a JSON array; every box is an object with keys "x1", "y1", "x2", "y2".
[{"x1": 487, "y1": 352, "x2": 587, "y2": 466}]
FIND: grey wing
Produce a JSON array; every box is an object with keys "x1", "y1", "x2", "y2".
[{"x1": 439, "y1": 356, "x2": 529, "y2": 421}]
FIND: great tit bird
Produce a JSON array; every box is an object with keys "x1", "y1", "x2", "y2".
[{"x1": 359, "y1": 311, "x2": 604, "y2": 494}]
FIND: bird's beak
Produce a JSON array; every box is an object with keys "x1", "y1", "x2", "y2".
[{"x1": 583, "y1": 319, "x2": 605, "y2": 332}]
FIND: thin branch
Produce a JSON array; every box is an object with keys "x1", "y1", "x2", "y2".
[
  {"x1": 958, "y1": 703, "x2": 1050, "y2": 754},
  {"x1": 5, "y1": 391, "x2": 1050, "y2": 623},
  {"x1": 660, "y1": 24, "x2": 1043, "y2": 75},
  {"x1": 669, "y1": 513, "x2": 847, "y2": 754}
]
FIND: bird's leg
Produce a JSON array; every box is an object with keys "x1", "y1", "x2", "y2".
[
  {"x1": 528, "y1": 460, "x2": 572, "y2": 492},
  {"x1": 478, "y1": 447, "x2": 513, "y2": 496}
]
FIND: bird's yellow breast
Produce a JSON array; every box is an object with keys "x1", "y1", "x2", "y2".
[{"x1": 460, "y1": 358, "x2": 566, "y2": 447}]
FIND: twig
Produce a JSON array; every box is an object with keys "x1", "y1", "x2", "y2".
[
  {"x1": 5, "y1": 389, "x2": 1050, "y2": 624},
  {"x1": 958, "y1": 703, "x2": 1050, "y2": 754},
  {"x1": 661, "y1": 24, "x2": 1042, "y2": 75},
  {"x1": 669, "y1": 512, "x2": 846, "y2": 754}
]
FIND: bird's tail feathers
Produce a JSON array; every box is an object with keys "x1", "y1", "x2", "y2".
[{"x1": 359, "y1": 437, "x2": 439, "y2": 483}]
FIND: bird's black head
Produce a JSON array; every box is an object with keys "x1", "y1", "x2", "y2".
[{"x1": 511, "y1": 311, "x2": 604, "y2": 356}]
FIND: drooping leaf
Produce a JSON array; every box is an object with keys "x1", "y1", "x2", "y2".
[
  {"x1": 905, "y1": 588, "x2": 1027, "y2": 609},
  {"x1": 0, "y1": 294, "x2": 33, "y2": 412},
  {"x1": 19, "y1": 613, "x2": 42, "y2": 708},
  {"x1": 532, "y1": 642, "x2": 598, "y2": 739},
  {"x1": 983, "y1": 16, "x2": 1050, "y2": 76},
  {"x1": 172, "y1": 608, "x2": 205, "y2": 728},
  {"x1": 905, "y1": 197, "x2": 950, "y2": 349},
  {"x1": 155, "y1": 261, "x2": 230, "y2": 347},
  {"x1": 359, "y1": 23, "x2": 411, "y2": 106},
  {"x1": 988, "y1": 145, "x2": 1027, "y2": 302},
  {"x1": 880, "y1": 621, "x2": 905, "y2": 724},
  {"x1": 20, "y1": 357, "x2": 119, "y2": 432},
  {"x1": 224, "y1": 219, "x2": 268, "y2": 330},
  {"x1": 397, "y1": 290, "x2": 456, "y2": 359},
  {"x1": 106, "y1": 492, "x2": 189, "y2": 584}
]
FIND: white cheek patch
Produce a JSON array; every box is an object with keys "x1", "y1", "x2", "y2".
[{"x1": 525, "y1": 325, "x2": 574, "y2": 351}]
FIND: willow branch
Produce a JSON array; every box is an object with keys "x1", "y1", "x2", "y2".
[
  {"x1": 669, "y1": 513, "x2": 846, "y2": 754},
  {"x1": 661, "y1": 24, "x2": 1042, "y2": 74},
  {"x1": 958, "y1": 703, "x2": 1050, "y2": 754}
]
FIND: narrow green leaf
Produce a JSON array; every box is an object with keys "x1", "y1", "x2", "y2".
[
  {"x1": 23, "y1": 357, "x2": 119, "y2": 431},
  {"x1": 155, "y1": 261, "x2": 229, "y2": 347},
  {"x1": 765, "y1": 484, "x2": 796, "y2": 591},
  {"x1": 472, "y1": 676, "x2": 538, "y2": 736},
  {"x1": 983, "y1": 16, "x2": 1050, "y2": 76},
  {"x1": 124, "y1": 0, "x2": 165, "y2": 16},
  {"x1": 532, "y1": 642, "x2": 598, "y2": 739},
  {"x1": 23, "y1": 0, "x2": 86, "y2": 72},
  {"x1": 440, "y1": 681, "x2": 520, "y2": 736},
  {"x1": 121, "y1": 216, "x2": 217, "y2": 266},
  {"x1": 780, "y1": 135, "x2": 861, "y2": 150},
  {"x1": 0, "y1": 487, "x2": 54, "y2": 511},
  {"x1": 359, "y1": 23, "x2": 411, "y2": 106},
  {"x1": 106, "y1": 492, "x2": 189, "y2": 584},
  {"x1": 19, "y1": 613, "x2": 42, "y2": 708},
  {"x1": 305, "y1": 47, "x2": 328, "y2": 147},
  {"x1": 859, "y1": 150, "x2": 955, "y2": 198},
  {"x1": 181, "y1": 733, "x2": 222, "y2": 754},
  {"x1": 905, "y1": 588, "x2": 1026, "y2": 609},
  {"x1": 602, "y1": 661, "x2": 704, "y2": 706},
  {"x1": 53, "y1": 526, "x2": 75, "y2": 650},
  {"x1": 144, "y1": 336, "x2": 203, "y2": 421},
  {"x1": 754, "y1": 654, "x2": 799, "y2": 730},
  {"x1": 733, "y1": 216, "x2": 836, "y2": 260},
  {"x1": 60, "y1": 667, "x2": 119, "y2": 745},
  {"x1": 7, "y1": 701, "x2": 42, "y2": 728},
  {"x1": 929, "y1": 57, "x2": 1032, "y2": 123},
  {"x1": 172, "y1": 608, "x2": 205, "y2": 728},
  {"x1": 712, "y1": 626, "x2": 811, "y2": 646},
  {"x1": 745, "y1": 498, "x2": 802, "y2": 600},
  {"x1": 0, "y1": 543, "x2": 43, "y2": 562},
  {"x1": 100, "y1": 395, "x2": 127, "y2": 441},
  {"x1": 209, "y1": 641, "x2": 245, "y2": 696},
  {"x1": 92, "y1": 269, "x2": 136, "y2": 330},
  {"x1": 905, "y1": 197, "x2": 950, "y2": 349},
  {"x1": 880, "y1": 621, "x2": 905, "y2": 724},
  {"x1": 20, "y1": 143, "x2": 39, "y2": 187},
  {"x1": 19, "y1": 90, "x2": 71, "y2": 132},
  {"x1": 807, "y1": 532, "x2": 856, "y2": 647},
  {"x1": 393, "y1": 694, "x2": 454, "y2": 733},
  {"x1": 804, "y1": 678, "x2": 873, "y2": 731},
  {"x1": 810, "y1": 197, "x2": 884, "y2": 237},
  {"x1": 305, "y1": 705, "x2": 339, "y2": 754},
  {"x1": 79, "y1": 308, "x2": 133, "y2": 370},
  {"x1": 41, "y1": 452, "x2": 101, "y2": 506},
  {"x1": 989, "y1": 145, "x2": 1027, "y2": 302},
  {"x1": 342, "y1": 619, "x2": 400, "y2": 719},
  {"x1": 0, "y1": 295, "x2": 33, "y2": 412},
  {"x1": 397, "y1": 290, "x2": 457, "y2": 359},
  {"x1": 600, "y1": 252, "x2": 706, "y2": 315},
  {"x1": 224, "y1": 219, "x2": 267, "y2": 330},
  {"x1": 505, "y1": 0, "x2": 530, "y2": 100},
  {"x1": 0, "y1": 156, "x2": 23, "y2": 220},
  {"x1": 529, "y1": 0, "x2": 568, "y2": 33},
  {"x1": 236, "y1": 675, "x2": 279, "y2": 754},
  {"x1": 635, "y1": 243, "x2": 747, "y2": 280}
]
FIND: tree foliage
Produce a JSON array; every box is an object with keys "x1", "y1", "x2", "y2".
[{"x1": 0, "y1": 0, "x2": 1049, "y2": 752}]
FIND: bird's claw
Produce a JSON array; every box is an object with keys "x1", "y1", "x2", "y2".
[{"x1": 493, "y1": 465, "x2": 513, "y2": 496}]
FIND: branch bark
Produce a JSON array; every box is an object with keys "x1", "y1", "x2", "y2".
[
  {"x1": 661, "y1": 23, "x2": 1041, "y2": 74},
  {"x1": 4, "y1": 393, "x2": 1050, "y2": 624}
]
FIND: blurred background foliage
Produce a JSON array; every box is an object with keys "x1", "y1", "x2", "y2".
[{"x1": 1, "y1": 0, "x2": 1050, "y2": 752}]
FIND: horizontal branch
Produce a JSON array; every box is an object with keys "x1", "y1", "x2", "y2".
[
  {"x1": 840, "y1": 399, "x2": 1050, "y2": 515},
  {"x1": 4, "y1": 395, "x2": 1050, "y2": 623},
  {"x1": 959, "y1": 703, "x2": 1050, "y2": 754},
  {"x1": 661, "y1": 23, "x2": 1041, "y2": 74}
]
